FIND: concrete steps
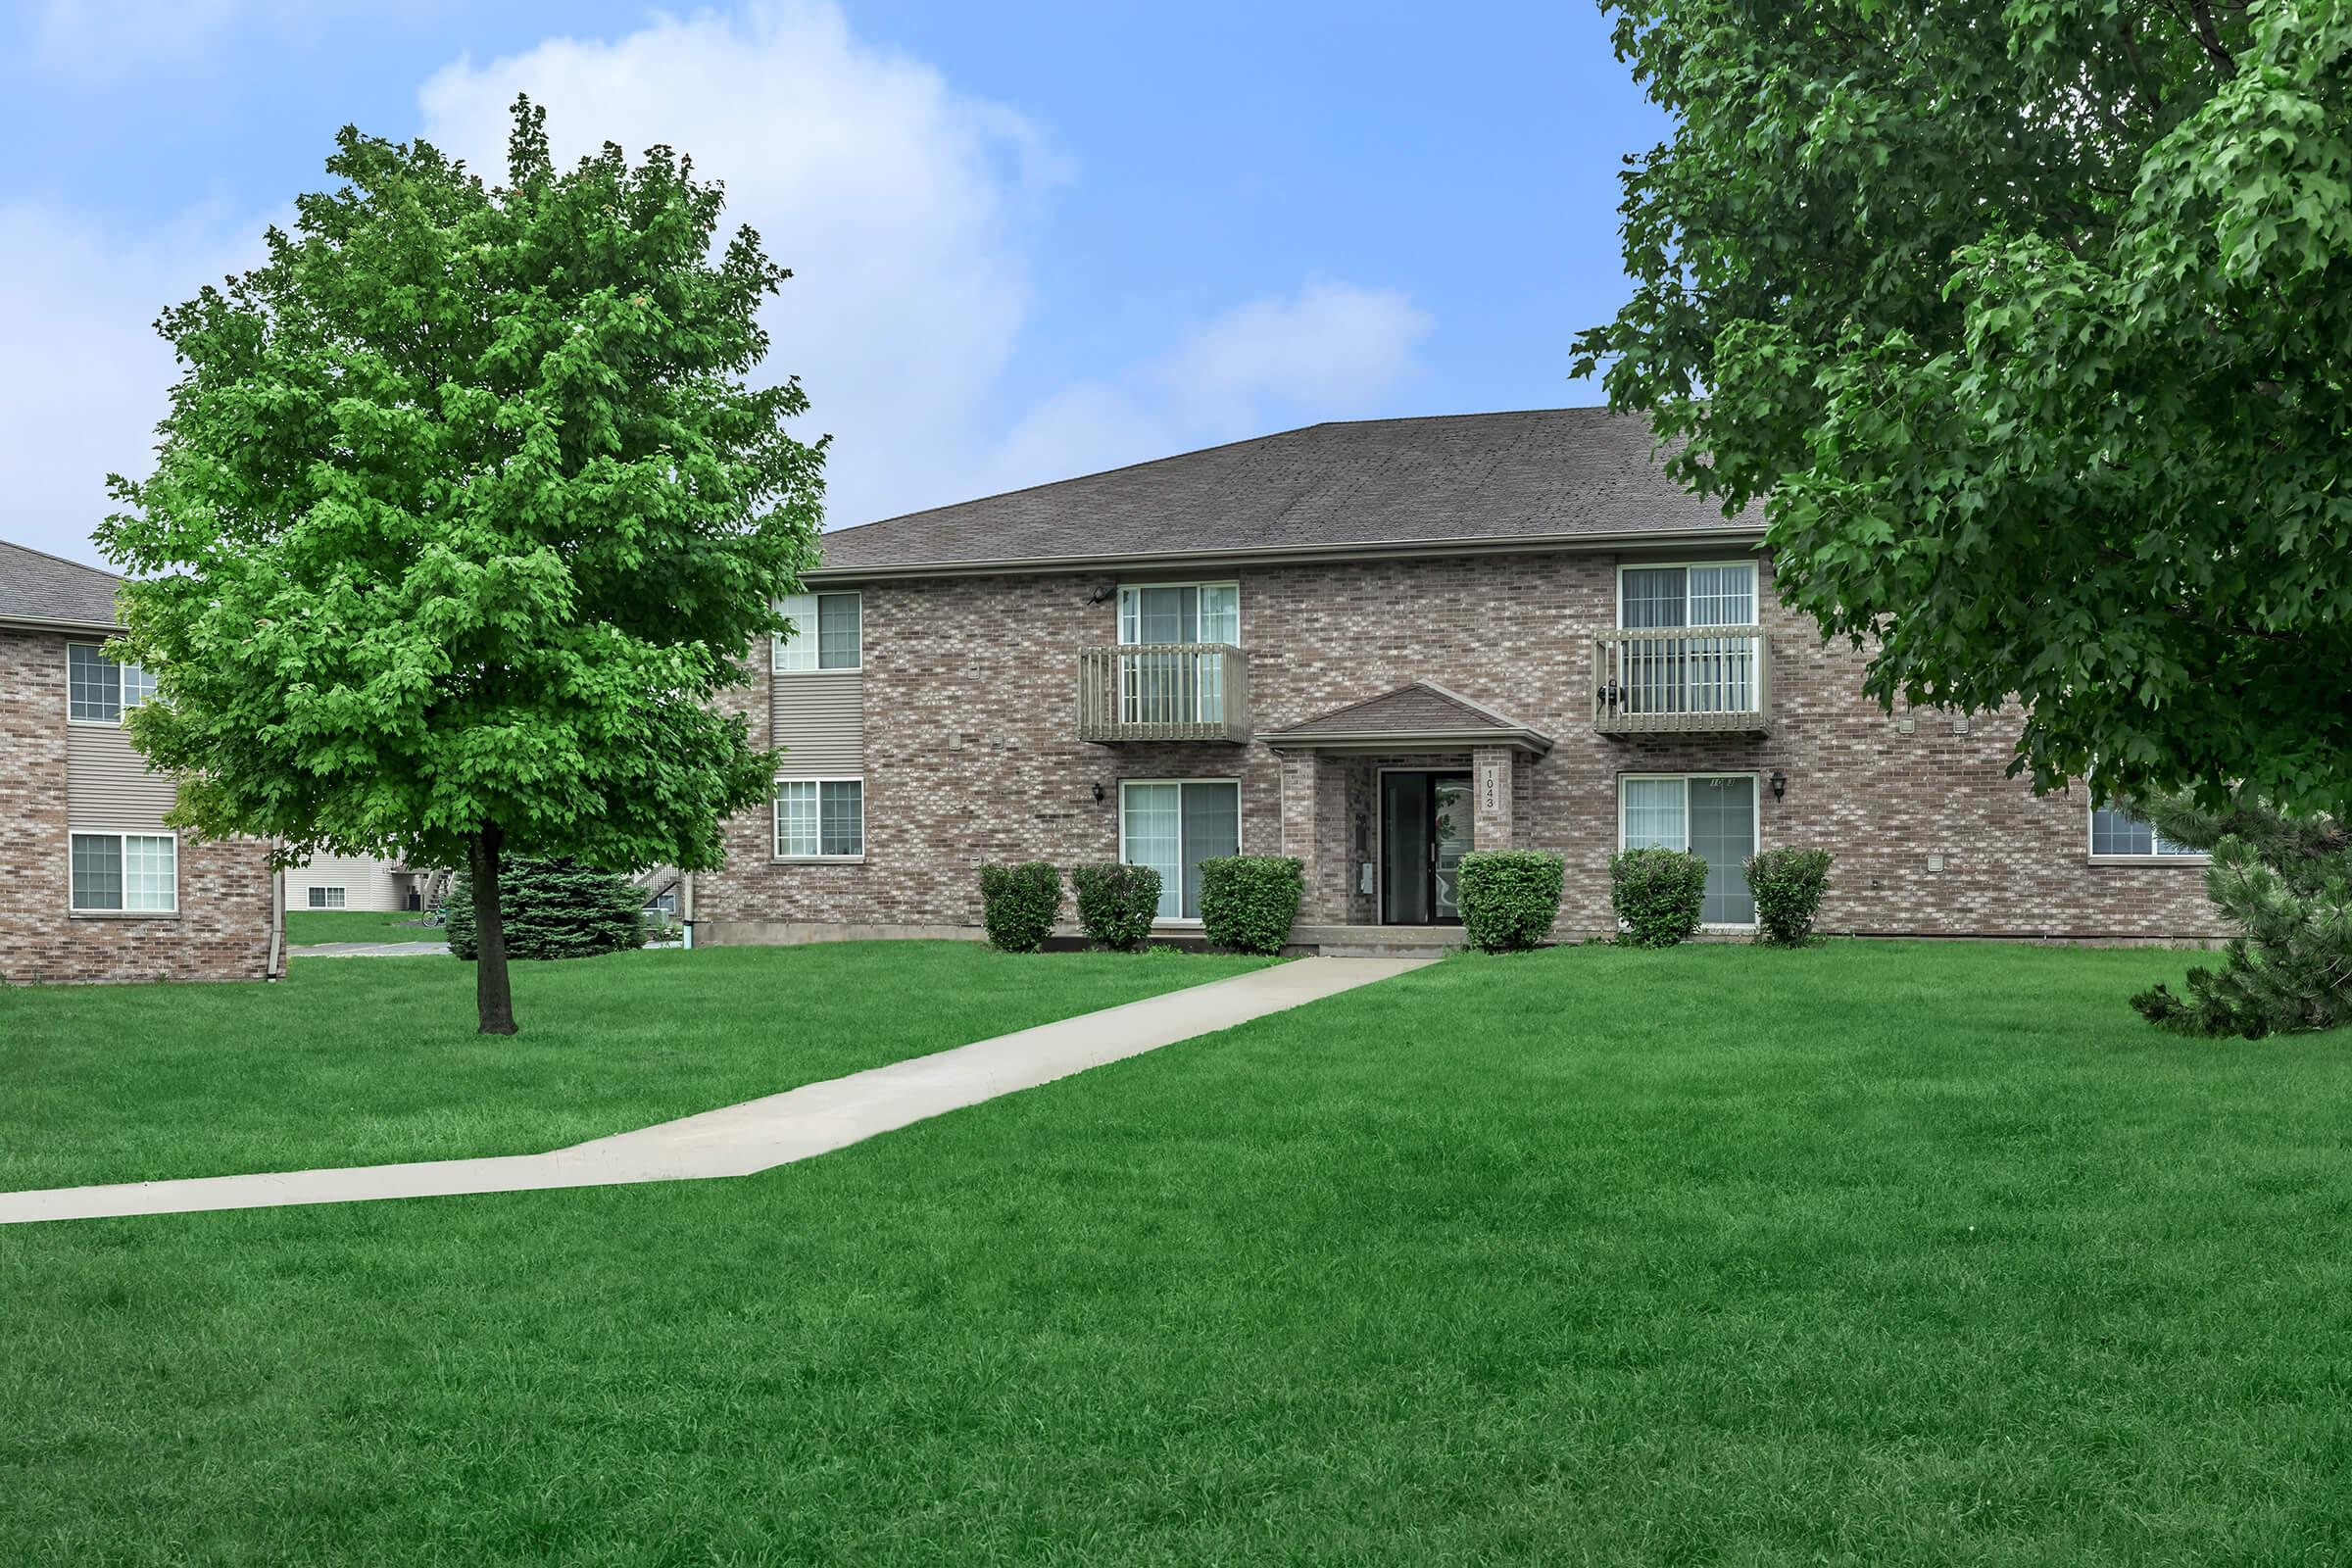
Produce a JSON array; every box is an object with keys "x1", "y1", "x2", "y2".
[{"x1": 1286, "y1": 925, "x2": 1465, "y2": 958}]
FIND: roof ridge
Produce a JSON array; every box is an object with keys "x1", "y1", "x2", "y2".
[
  {"x1": 819, "y1": 406, "x2": 1621, "y2": 540},
  {"x1": 821, "y1": 426, "x2": 1296, "y2": 542}
]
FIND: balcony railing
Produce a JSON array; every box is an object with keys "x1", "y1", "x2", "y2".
[
  {"x1": 1077, "y1": 643, "x2": 1250, "y2": 743},
  {"x1": 1592, "y1": 626, "x2": 1771, "y2": 735}
]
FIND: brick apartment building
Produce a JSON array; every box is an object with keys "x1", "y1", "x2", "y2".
[
  {"x1": 0, "y1": 539, "x2": 279, "y2": 984},
  {"x1": 695, "y1": 409, "x2": 2222, "y2": 950}
]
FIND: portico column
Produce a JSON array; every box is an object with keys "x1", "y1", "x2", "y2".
[
  {"x1": 1277, "y1": 749, "x2": 1331, "y2": 924},
  {"x1": 1472, "y1": 745, "x2": 1515, "y2": 852}
]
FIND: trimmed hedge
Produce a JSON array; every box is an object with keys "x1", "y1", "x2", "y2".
[
  {"x1": 978, "y1": 861, "x2": 1061, "y2": 953},
  {"x1": 1071, "y1": 862, "x2": 1162, "y2": 952},
  {"x1": 445, "y1": 858, "x2": 648, "y2": 961},
  {"x1": 1609, "y1": 848, "x2": 1708, "y2": 948},
  {"x1": 1199, "y1": 855, "x2": 1304, "y2": 955},
  {"x1": 1458, "y1": 850, "x2": 1565, "y2": 953},
  {"x1": 1746, "y1": 847, "x2": 1835, "y2": 945}
]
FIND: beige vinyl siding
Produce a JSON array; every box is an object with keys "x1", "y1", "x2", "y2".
[
  {"x1": 771, "y1": 667, "x2": 865, "y2": 774},
  {"x1": 285, "y1": 854, "x2": 411, "y2": 912},
  {"x1": 65, "y1": 723, "x2": 176, "y2": 830}
]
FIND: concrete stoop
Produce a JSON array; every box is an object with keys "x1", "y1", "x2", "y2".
[{"x1": 1286, "y1": 925, "x2": 1467, "y2": 959}]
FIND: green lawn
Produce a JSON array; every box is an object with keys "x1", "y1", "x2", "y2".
[
  {"x1": 6, "y1": 940, "x2": 2351, "y2": 1565},
  {"x1": 0, "y1": 942, "x2": 1272, "y2": 1191},
  {"x1": 285, "y1": 908, "x2": 441, "y2": 945}
]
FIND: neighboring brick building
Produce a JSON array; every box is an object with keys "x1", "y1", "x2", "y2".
[
  {"x1": 695, "y1": 410, "x2": 2223, "y2": 949},
  {"x1": 0, "y1": 539, "x2": 280, "y2": 984}
]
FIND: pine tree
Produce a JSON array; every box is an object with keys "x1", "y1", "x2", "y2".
[{"x1": 2129, "y1": 794, "x2": 2351, "y2": 1039}]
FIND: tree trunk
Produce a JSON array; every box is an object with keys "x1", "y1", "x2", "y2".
[{"x1": 468, "y1": 825, "x2": 518, "y2": 1036}]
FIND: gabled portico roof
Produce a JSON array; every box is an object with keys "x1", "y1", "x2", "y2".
[{"x1": 1260, "y1": 681, "x2": 1554, "y2": 756}]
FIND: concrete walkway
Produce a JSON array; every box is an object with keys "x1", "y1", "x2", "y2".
[
  {"x1": 293, "y1": 940, "x2": 451, "y2": 957},
  {"x1": 0, "y1": 956, "x2": 1430, "y2": 1226}
]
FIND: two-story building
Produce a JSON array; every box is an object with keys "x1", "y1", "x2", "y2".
[
  {"x1": 1, "y1": 539, "x2": 280, "y2": 984},
  {"x1": 694, "y1": 409, "x2": 2222, "y2": 950}
]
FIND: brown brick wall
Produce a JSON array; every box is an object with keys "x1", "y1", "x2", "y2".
[
  {"x1": 697, "y1": 552, "x2": 2224, "y2": 942},
  {"x1": 0, "y1": 627, "x2": 278, "y2": 985}
]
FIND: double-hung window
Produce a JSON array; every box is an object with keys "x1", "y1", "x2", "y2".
[
  {"x1": 775, "y1": 779, "x2": 864, "y2": 858},
  {"x1": 773, "y1": 593, "x2": 861, "y2": 672},
  {"x1": 1619, "y1": 774, "x2": 1758, "y2": 926},
  {"x1": 1615, "y1": 563, "x2": 1760, "y2": 716},
  {"x1": 1120, "y1": 779, "x2": 1241, "y2": 921},
  {"x1": 2088, "y1": 805, "x2": 2205, "y2": 861},
  {"x1": 68, "y1": 644, "x2": 155, "y2": 724},
  {"x1": 70, "y1": 832, "x2": 177, "y2": 913},
  {"x1": 1115, "y1": 582, "x2": 1239, "y2": 727}
]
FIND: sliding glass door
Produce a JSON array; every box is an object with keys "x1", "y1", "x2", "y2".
[
  {"x1": 1121, "y1": 780, "x2": 1241, "y2": 920},
  {"x1": 1117, "y1": 583, "x2": 1240, "y2": 726},
  {"x1": 1618, "y1": 563, "x2": 1759, "y2": 716},
  {"x1": 1620, "y1": 774, "x2": 1758, "y2": 925}
]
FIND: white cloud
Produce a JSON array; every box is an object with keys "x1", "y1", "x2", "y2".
[
  {"x1": 416, "y1": 1, "x2": 1056, "y2": 531},
  {"x1": 415, "y1": 4, "x2": 1428, "y2": 523},
  {"x1": 978, "y1": 282, "x2": 1433, "y2": 499},
  {"x1": 0, "y1": 201, "x2": 267, "y2": 565},
  {"x1": 2, "y1": 1, "x2": 1431, "y2": 565}
]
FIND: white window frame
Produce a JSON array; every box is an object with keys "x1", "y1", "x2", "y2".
[
  {"x1": 2085, "y1": 803, "x2": 2208, "y2": 864},
  {"x1": 772, "y1": 776, "x2": 865, "y2": 861},
  {"x1": 772, "y1": 591, "x2": 862, "y2": 674},
  {"x1": 67, "y1": 642, "x2": 154, "y2": 726},
  {"x1": 68, "y1": 830, "x2": 179, "y2": 915},
  {"x1": 1116, "y1": 776, "x2": 1244, "y2": 925},
  {"x1": 308, "y1": 886, "x2": 349, "y2": 909},
  {"x1": 1115, "y1": 581, "x2": 1241, "y2": 646},
  {"x1": 1615, "y1": 772, "x2": 1762, "y2": 931},
  {"x1": 1614, "y1": 560, "x2": 1761, "y2": 628}
]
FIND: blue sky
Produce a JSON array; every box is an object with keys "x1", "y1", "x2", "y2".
[{"x1": 2, "y1": 2, "x2": 1668, "y2": 566}]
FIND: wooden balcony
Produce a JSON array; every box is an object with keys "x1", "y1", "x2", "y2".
[
  {"x1": 1077, "y1": 643, "x2": 1250, "y2": 743},
  {"x1": 1592, "y1": 626, "x2": 1771, "y2": 736}
]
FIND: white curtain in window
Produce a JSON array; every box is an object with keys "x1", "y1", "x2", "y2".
[
  {"x1": 1687, "y1": 564, "x2": 1754, "y2": 626},
  {"x1": 775, "y1": 594, "x2": 860, "y2": 671},
  {"x1": 1621, "y1": 778, "x2": 1687, "y2": 850},
  {"x1": 69, "y1": 644, "x2": 121, "y2": 722},
  {"x1": 1122, "y1": 783, "x2": 1183, "y2": 918},
  {"x1": 775, "y1": 781, "x2": 819, "y2": 855}
]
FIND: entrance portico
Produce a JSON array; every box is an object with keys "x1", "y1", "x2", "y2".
[{"x1": 1262, "y1": 682, "x2": 1553, "y2": 930}]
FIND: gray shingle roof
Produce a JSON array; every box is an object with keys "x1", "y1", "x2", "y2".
[
  {"x1": 1264, "y1": 681, "x2": 1555, "y2": 755},
  {"x1": 0, "y1": 539, "x2": 122, "y2": 629},
  {"x1": 812, "y1": 408, "x2": 1757, "y2": 575}
]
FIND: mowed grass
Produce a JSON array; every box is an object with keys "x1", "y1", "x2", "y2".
[
  {"x1": 285, "y1": 908, "x2": 441, "y2": 945},
  {"x1": 0, "y1": 942, "x2": 1273, "y2": 1191},
  {"x1": 6, "y1": 940, "x2": 2351, "y2": 1565}
]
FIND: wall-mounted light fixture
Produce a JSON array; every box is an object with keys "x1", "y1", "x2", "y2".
[
  {"x1": 1085, "y1": 582, "x2": 1118, "y2": 607},
  {"x1": 1092, "y1": 782, "x2": 1106, "y2": 805},
  {"x1": 1769, "y1": 769, "x2": 1788, "y2": 802}
]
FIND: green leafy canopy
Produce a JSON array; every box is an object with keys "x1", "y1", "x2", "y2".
[
  {"x1": 1576, "y1": 1, "x2": 2352, "y2": 817},
  {"x1": 99, "y1": 97, "x2": 826, "y2": 875}
]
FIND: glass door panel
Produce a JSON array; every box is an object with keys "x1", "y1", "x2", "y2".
[
  {"x1": 1180, "y1": 781, "x2": 1239, "y2": 919},
  {"x1": 1380, "y1": 773, "x2": 1431, "y2": 925},
  {"x1": 1431, "y1": 776, "x2": 1472, "y2": 923},
  {"x1": 1122, "y1": 783, "x2": 1183, "y2": 918},
  {"x1": 1689, "y1": 776, "x2": 1756, "y2": 925}
]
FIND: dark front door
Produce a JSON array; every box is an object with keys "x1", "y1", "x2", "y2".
[{"x1": 1380, "y1": 771, "x2": 1473, "y2": 924}]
